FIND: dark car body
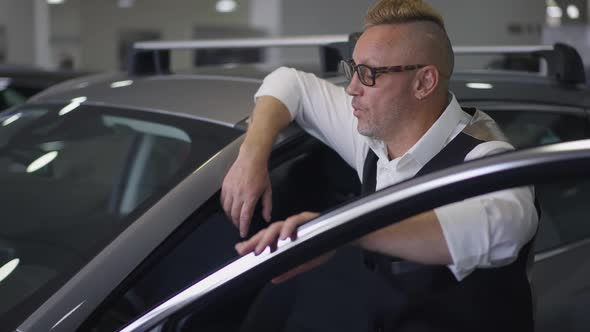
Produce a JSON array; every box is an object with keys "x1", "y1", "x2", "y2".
[{"x1": 0, "y1": 64, "x2": 86, "y2": 110}]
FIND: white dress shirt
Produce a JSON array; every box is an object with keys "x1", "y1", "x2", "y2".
[{"x1": 255, "y1": 67, "x2": 538, "y2": 281}]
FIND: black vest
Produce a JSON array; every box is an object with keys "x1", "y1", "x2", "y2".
[{"x1": 362, "y1": 132, "x2": 536, "y2": 332}]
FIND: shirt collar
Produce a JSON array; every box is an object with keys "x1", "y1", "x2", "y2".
[{"x1": 367, "y1": 92, "x2": 467, "y2": 169}]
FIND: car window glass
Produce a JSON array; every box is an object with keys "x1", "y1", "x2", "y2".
[
  {"x1": 0, "y1": 88, "x2": 28, "y2": 110},
  {"x1": 482, "y1": 109, "x2": 590, "y2": 253},
  {"x1": 82, "y1": 136, "x2": 361, "y2": 331},
  {"x1": 483, "y1": 110, "x2": 590, "y2": 148},
  {"x1": 535, "y1": 178, "x2": 590, "y2": 252},
  {"x1": 533, "y1": 184, "x2": 590, "y2": 332},
  {"x1": 0, "y1": 104, "x2": 240, "y2": 330}
]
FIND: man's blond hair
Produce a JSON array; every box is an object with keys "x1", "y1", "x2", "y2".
[
  {"x1": 365, "y1": 0, "x2": 445, "y2": 29},
  {"x1": 364, "y1": 0, "x2": 454, "y2": 78}
]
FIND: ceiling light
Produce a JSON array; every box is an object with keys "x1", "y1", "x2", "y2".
[
  {"x1": 466, "y1": 82, "x2": 493, "y2": 89},
  {"x1": 547, "y1": 5, "x2": 563, "y2": 18},
  {"x1": 567, "y1": 5, "x2": 580, "y2": 19},
  {"x1": 58, "y1": 97, "x2": 86, "y2": 116},
  {"x1": 47, "y1": 0, "x2": 65, "y2": 4},
  {"x1": 71, "y1": 96, "x2": 87, "y2": 103},
  {"x1": 110, "y1": 80, "x2": 134, "y2": 88},
  {"x1": 75, "y1": 82, "x2": 89, "y2": 89},
  {"x1": 2, "y1": 113, "x2": 22, "y2": 126},
  {"x1": 0, "y1": 259, "x2": 19, "y2": 283},
  {"x1": 118, "y1": 0, "x2": 135, "y2": 8},
  {"x1": 0, "y1": 78, "x2": 10, "y2": 91},
  {"x1": 27, "y1": 151, "x2": 58, "y2": 173},
  {"x1": 216, "y1": 0, "x2": 237, "y2": 13},
  {"x1": 59, "y1": 103, "x2": 80, "y2": 116}
]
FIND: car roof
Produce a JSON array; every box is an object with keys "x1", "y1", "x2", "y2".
[
  {"x1": 451, "y1": 71, "x2": 590, "y2": 108},
  {"x1": 27, "y1": 65, "x2": 590, "y2": 129},
  {"x1": 28, "y1": 64, "x2": 343, "y2": 128},
  {"x1": 30, "y1": 71, "x2": 264, "y2": 128}
]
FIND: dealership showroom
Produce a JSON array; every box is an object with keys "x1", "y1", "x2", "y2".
[{"x1": 1, "y1": 1, "x2": 590, "y2": 332}]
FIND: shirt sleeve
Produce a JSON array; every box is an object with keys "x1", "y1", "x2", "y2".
[
  {"x1": 434, "y1": 140, "x2": 539, "y2": 281},
  {"x1": 254, "y1": 67, "x2": 367, "y2": 171}
]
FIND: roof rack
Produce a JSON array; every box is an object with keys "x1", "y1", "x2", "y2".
[
  {"x1": 130, "y1": 34, "x2": 586, "y2": 85},
  {"x1": 128, "y1": 34, "x2": 352, "y2": 76},
  {"x1": 341, "y1": 34, "x2": 585, "y2": 84},
  {"x1": 341, "y1": 36, "x2": 585, "y2": 85},
  {"x1": 453, "y1": 43, "x2": 586, "y2": 84}
]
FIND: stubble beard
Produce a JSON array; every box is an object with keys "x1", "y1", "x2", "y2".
[{"x1": 357, "y1": 119, "x2": 381, "y2": 140}]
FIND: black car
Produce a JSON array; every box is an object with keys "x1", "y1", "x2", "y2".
[{"x1": 0, "y1": 64, "x2": 86, "y2": 110}]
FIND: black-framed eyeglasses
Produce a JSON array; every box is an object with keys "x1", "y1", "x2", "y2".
[{"x1": 340, "y1": 59, "x2": 426, "y2": 87}]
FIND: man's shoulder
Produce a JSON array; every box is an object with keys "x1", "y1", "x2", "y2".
[
  {"x1": 464, "y1": 139, "x2": 514, "y2": 161},
  {"x1": 462, "y1": 109, "x2": 510, "y2": 144}
]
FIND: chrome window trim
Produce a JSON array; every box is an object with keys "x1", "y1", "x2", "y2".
[
  {"x1": 147, "y1": 74, "x2": 262, "y2": 84},
  {"x1": 121, "y1": 139, "x2": 590, "y2": 332},
  {"x1": 462, "y1": 102, "x2": 586, "y2": 114},
  {"x1": 22, "y1": 101, "x2": 241, "y2": 129},
  {"x1": 535, "y1": 237, "x2": 590, "y2": 262},
  {"x1": 134, "y1": 35, "x2": 349, "y2": 51}
]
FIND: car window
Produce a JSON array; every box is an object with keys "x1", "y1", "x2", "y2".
[
  {"x1": 0, "y1": 104, "x2": 240, "y2": 330},
  {"x1": 481, "y1": 108, "x2": 590, "y2": 253},
  {"x1": 534, "y1": 179, "x2": 590, "y2": 252},
  {"x1": 0, "y1": 87, "x2": 29, "y2": 110},
  {"x1": 81, "y1": 135, "x2": 361, "y2": 331},
  {"x1": 482, "y1": 109, "x2": 590, "y2": 148}
]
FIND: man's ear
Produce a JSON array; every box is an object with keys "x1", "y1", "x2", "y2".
[{"x1": 414, "y1": 66, "x2": 439, "y2": 100}]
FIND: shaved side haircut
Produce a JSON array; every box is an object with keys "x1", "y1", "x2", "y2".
[{"x1": 364, "y1": 0, "x2": 454, "y2": 78}]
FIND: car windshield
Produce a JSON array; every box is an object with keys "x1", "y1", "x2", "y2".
[{"x1": 0, "y1": 103, "x2": 240, "y2": 325}]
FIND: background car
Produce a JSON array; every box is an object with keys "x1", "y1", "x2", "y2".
[
  {"x1": 0, "y1": 64, "x2": 86, "y2": 110},
  {"x1": 1, "y1": 36, "x2": 589, "y2": 331}
]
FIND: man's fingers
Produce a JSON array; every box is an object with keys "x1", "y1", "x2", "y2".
[
  {"x1": 235, "y1": 229, "x2": 265, "y2": 255},
  {"x1": 255, "y1": 223, "x2": 282, "y2": 255},
  {"x1": 230, "y1": 199, "x2": 242, "y2": 228},
  {"x1": 239, "y1": 199, "x2": 256, "y2": 238},
  {"x1": 235, "y1": 238, "x2": 256, "y2": 255},
  {"x1": 222, "y1": 193, "x2": 234, "y2": 224},
  {"x1": 262, "y1": 186, "x2": 273, "y2": 222},
  {"x1": 279, "y1": 211, "x2": 320, "y2": 240},
  {"x1": 280, "y1": 219, "x2": 299, "y2": 241}
]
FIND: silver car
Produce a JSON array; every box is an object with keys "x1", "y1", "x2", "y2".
[{"x1": 1, "y1": 37, "x2": 589, "y2": 331}]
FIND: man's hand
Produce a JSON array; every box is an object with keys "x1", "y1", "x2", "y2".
[
  {"x1": 235, "y1": 211, "x2": 332, "y2": 283},
  {"x1": 220, "y1": 96, "x2": 292, "y2": 237},
  {"x1": 221, "y1": 151, "x2": 273, "y2": 238}
]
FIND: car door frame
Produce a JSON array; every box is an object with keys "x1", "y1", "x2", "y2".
[{"x1": 120, "y1": 139, "x2": 590, "y2": 332}]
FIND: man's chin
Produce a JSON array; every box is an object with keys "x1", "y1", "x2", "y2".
[{"x1": 357, "y1": 126, "x2": 375, "y2": 139}]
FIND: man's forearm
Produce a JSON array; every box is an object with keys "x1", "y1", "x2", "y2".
[
  {"x1": 355, "y1": 211, "x2": 453, "y2": 265},
  {"x1": 241, "y1": 96, "x2": 292, "y2": 161}
]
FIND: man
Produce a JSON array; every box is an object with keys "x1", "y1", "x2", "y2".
[{"x1": 222, "y1": 0, "x2": 538, "y2": 330}]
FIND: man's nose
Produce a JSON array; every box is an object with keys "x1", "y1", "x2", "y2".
[{"x1": 346, "y1": 73, "x2": 363, "y2": 96}]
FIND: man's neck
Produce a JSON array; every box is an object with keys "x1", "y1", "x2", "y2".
[
  {"x1": 385, "y1": 123, "x2": 430, "y2": 160},
  {"x1": 384, "y1": 98, "x2": 448, "y2": 160}
]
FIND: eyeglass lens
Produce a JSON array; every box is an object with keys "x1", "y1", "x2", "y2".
[{"x1": 341, "y1": 60, "x2": 373, "y2": 86}]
